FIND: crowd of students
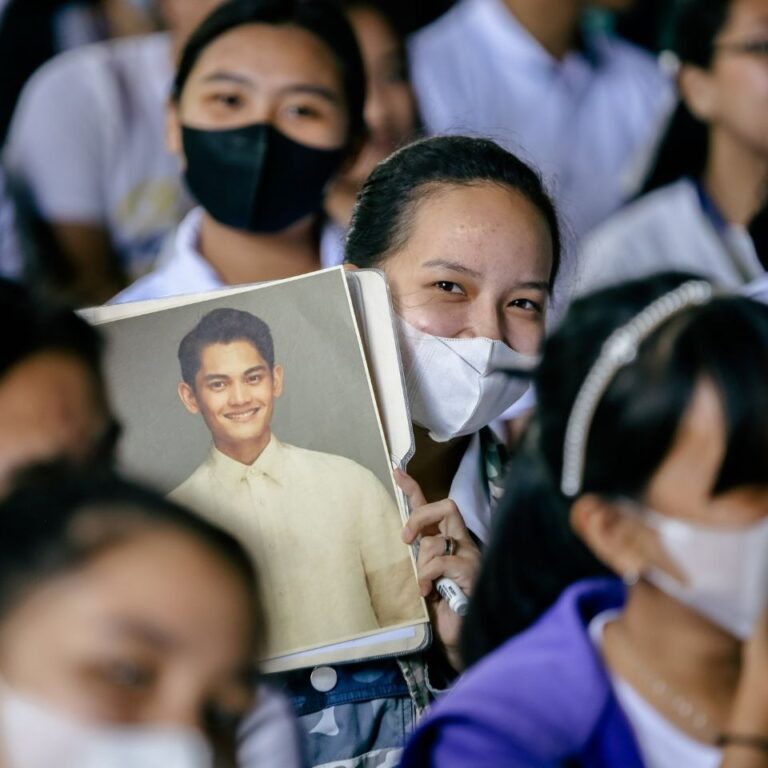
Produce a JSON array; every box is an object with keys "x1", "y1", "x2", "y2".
[{"x1": 1, "y1": 0, "x2": 768, "y2": 766}]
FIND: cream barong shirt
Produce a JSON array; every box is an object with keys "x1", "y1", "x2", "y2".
[{"x1": 170, "y1": 436, "x2": 424, "y2": 657}]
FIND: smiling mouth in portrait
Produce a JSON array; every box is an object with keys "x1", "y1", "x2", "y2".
[{"x1": 225, "y1": 408, "x2": 261, "y2": 422}]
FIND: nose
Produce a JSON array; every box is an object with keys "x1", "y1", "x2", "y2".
[
  {"x1": 143, "y1": 683, "x2": 207, "y2": 733},
  {"x1": 228, "y1": 380, "x2": 252, "y2": 406},
  {"x1": 458, "y1": 298, "x2": 506, "y2": 343}
]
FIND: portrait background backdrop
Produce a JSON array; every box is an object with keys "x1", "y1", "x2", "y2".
[{"x1": 101, "y1": 270, "x2": 396, "y2": 497}]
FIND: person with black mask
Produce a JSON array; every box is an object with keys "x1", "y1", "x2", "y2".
[{"x1": 113, "y1": 0, "x2": 366, "y2": 304}]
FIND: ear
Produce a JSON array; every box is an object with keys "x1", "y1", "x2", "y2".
[
  {"x1": 678, "y1": 64, "x2": 718, "y2": 123},
  {"x1": 177, "y1": 382, "x2": 200, "y2": 415},
  {"x1": 272, "y1": 364, "x2": 284, "y2": 399},
  {"x1": 166, "y1": 99, "x2": 183, "y2": 160},
  {"x1": 570, "y1": 494, "x2": 651, "y2": 578}
]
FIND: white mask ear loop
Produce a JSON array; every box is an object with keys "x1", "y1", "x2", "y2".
[{"x1": 559, "y1": 281, "x2": 714, "y2": 498}]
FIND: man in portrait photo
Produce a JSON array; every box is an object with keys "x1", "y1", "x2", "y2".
[{"x1": 170, "y1": 307, "x2": 424, "y2": 656}]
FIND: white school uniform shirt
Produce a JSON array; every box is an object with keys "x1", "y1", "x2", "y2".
[
  {"x1": 576, "y1": 178, "x2": 763, "y2": 297},
  {"x1": 408, "y1": 0, "x2": 674, "y2": 242},
  {"x1": 4, "y1": 33, "x2": 190, "y2": 279},
  {"x1": 113, "y1": 207, "x2": 344, "y2": 303}
]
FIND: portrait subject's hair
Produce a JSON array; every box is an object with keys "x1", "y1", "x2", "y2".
[
  {"x1": 345, "y1": 135, "x2": 561, "y2": 289},
  {"x1": 461, "y1": 272, "x2": 768, "y2": 668},
  {"x1": 0, "y1": 466, "x2": 265, "y2": 656},
  {"x1": 178, "y1": 308, "x2": 276, "y2": 386},
  {"x1": 173, "y1": 0, "x2": 367, "y2": 146}
]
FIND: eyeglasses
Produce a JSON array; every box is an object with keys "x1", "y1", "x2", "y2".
[{"x1": 715, "y1": 39, "x2": 768, "y2": 56}]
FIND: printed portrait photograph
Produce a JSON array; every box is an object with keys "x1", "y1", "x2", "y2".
[{"x1": 98, "y1": 269, "x2": 427, "y2": 661}]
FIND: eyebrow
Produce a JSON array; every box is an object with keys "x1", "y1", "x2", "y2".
[
  {"x1": 201, "y1": 72, "x2": 254, "y2": 88},
  {"x1": 421, "y1": 259, "x2": 482, "y2": 278},
  {"x1": 421, "y1": 260, "x2": 550, "y2": 292},
  {"x1": 200, "y1": 73, "x2": 339, "y2": 103},
  {"x1": 202, "y1": 365, "x2": 267, "y2": 382},
  {"x1": 106, "y1": 620, "x2": 179, "y2": 651}
]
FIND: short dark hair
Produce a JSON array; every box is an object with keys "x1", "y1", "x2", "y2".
[
  {"x1": 345, "y1": 135, "x2": 561, "y2": 290},
  {"x1": 0, "y1": 277, "x2": 103, "y2": 384},
  {"x1": 178, "y1": 307, "x2": 275, "y2": 387},
  {"x1": 173, "y1": 0, "x2": 367, "y2": 146},
  {"x1": 461, "y1": 272, "x2": 768, "y2": 667},
  {"x1": 0, "y1": 465, "x2": 264, "y2": 656}
]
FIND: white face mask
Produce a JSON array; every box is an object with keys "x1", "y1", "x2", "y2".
[
  {"x1": 0, "y1": 682, "x2": 213, "y2": 768},
  {"x1": 642, "y1": 509, "x2": 768, "y2": 639},
  {"x1": 396, "y1": 317, "x2": 539, "y2": 443}
]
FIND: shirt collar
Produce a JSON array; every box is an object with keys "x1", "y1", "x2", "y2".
[
  {"x1": 207, "y1": 434, "x2": 286, "y2": 486},
  {"x1": 471, "y1": 0, "x2": 601, "y2": 75},
  {"x1": 159, "y1": 207, "x2": 225, "y2": 293},
  {"x1": 449, "y1": 432, "x2": 492, "y2": 545},
  {"x1": 693, "y1": 177, "x2": 729, "y2": 234}
]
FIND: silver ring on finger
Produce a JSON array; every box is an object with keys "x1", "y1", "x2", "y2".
[{"x1": 443, "y1": 535, "x2": 457, "y2": 557}]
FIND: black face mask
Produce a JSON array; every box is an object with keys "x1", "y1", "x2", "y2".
[{"x1": 182, "y1": 123, "x2": 345, "y2": 234}]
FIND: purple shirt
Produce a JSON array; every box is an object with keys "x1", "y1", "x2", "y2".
[{"x1": 400, "y1": 578, "x2": 644, "y2": 768}]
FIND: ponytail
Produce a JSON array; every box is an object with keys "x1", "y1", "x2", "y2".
[
  {"x1": 460, "y1": 446, "x2": 608, "y2": 668},
  {"x1": 640, "y1": 102, "x2": 709, "y2": 196}
]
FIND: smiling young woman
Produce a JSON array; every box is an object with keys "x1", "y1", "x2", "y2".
[{"x1": 271, "y1": 135, "x2": 560, "y2": 768}]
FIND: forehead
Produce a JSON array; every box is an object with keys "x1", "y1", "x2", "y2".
[
  {"x1": 2, "y1": 528, "x2": 253, "y2": 663},
  {"x1": 188, "y1": 22, "x2": 344, "y2": 93},
  {"x1": 393, "y1": 182, "x2": 553, "y2": 282},
  {"x1": 198, "y1": 340, "x2": 268, "y2": 373},
  {"x1": 721, "y1": 0, "x2": 768, "y2": 33},
  {"x1": 0, "y1": 352, "x2": 107, "y2": 483}
]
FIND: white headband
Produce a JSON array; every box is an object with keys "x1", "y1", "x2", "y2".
[{"x1": 560, "y1": 280, "x2": 714, "y2": 498}]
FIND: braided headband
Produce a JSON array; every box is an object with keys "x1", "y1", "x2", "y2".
[{"x1": 560, "y1": 280, "x2": 714, "y2": 498}]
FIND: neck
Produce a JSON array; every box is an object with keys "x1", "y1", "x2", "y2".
[
  {"x1": 198, "y1": 212, "x2": 320, "y2": 286},
  {"x1": 605, "y1": 581, "x2": 741, "y2": 737},
  {"x1": 503, "y1": 0, "x2": 584, "y2": 59},
  {"x1": 214, "y1": 431, "x2": 272, "y2": 466},
  {"x1": 408, "y1": 425, "x2": 470, "y2": 503},
  {"x1": 704, "y1": 131, "x2": 768, "y2": 227}
]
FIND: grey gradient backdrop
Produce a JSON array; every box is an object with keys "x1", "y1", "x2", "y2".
[{"x1": 101, "y1": 270, "x2": 395, "y2": 497}]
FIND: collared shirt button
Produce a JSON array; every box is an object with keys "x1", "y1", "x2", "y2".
[{"x1": 310, "y1": 666, "x2": 338, "y2": 693}]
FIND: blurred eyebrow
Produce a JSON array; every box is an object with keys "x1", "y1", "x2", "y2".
[
  {"x1": 421, "y1": 260, "x2": 550, "y2": 292},
  {"x1": 199, "y1": 73, "x2": 339, "y2": 103},
  {"x1": 516, "y1": 280, "x2": 550, "y2": 293},
  {"x1": 244, "y1": 366, "x2": 267, "y2": 376},
  {"x1": 277, "y1": 84, "x2": 340, "y2": 103},
  {"x1": 421, "y1": 259, "x2": 482, "y2": 278},
  {"x1": 201, "y1": 72, "x2": 254, "y2": 87},
  {"x1": 203, "y1": 373, "x2": 229, "y2": 383},
  {"x1": 106, "y1": 620, "x2": 179, "y2": 651}
]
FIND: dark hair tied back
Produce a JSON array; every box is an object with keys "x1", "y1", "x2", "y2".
[
  {"x1": 641, "y1": 0, "x2": 732, "y2": 194},
  {"x1": 345, "y1": 135, "x2": 561, "y2": 290}
]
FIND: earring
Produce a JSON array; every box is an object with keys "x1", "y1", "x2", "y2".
[{"x1": 622, "y1": 569, "x2": 640, "y2": 587}]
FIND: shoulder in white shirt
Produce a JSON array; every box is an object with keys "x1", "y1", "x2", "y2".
[
  {"x1": 576, "y1": 178, "x2": 763, "y2": 296},
  {"x1": 4, "y1": 33, "x2": 190, "y2": 278},
  {"x1": 114, "y1": 208, "x2": 349, "y2": 304},
  {"x1": 408, "y1": 0, "x2": 674, "y2": 240}
]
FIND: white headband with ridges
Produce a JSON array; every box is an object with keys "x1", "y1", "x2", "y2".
[{"x1": 560, "y1": 280, "x2": 714, "y2": 498}]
